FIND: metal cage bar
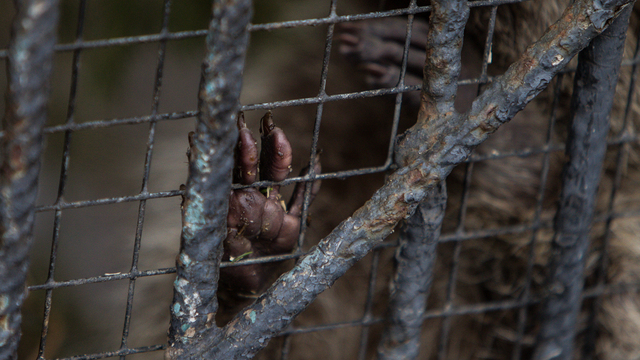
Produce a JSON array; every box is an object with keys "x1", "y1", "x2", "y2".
[
  {"x1": 0, "y1": 0, "x2": 638, "y2": 359},
  {"x1": 0, "y1": 0, "x2": 59, "y2": 358},
  {"x1": 533, "y1": 6, "x2": 634, "y2": 360}
]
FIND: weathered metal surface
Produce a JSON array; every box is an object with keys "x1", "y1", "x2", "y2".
[
  {"x1": 533, "y1": 4, "x2": 635, "y2": 360},
  {"x1": 375, "y1": 1, "x2": 464, "y2": 357},
  {"x1": 0, "y1": 0, "x2": 59, "y2": 359},
  {"x1": 167, "y1": 0, "x2": 634, "y2": 358},
  {"x1": 377, "y1": 182, "x2": 446, "y2": 360},
  {"x1": 166, "y1": 0, "x2": 251, "y2": 358},
  {"x1": 395, "y1": 0, "x2": 469, "y2": 167}
]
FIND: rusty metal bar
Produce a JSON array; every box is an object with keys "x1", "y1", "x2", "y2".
[
  {"x1": 181, "y1": 0, "x2": 636, "y2": 358},
  {"x1": 0, "y1": 0, "x2": 59, "y2": 359},
  {"x1": 375, "y1": 3, "x2": 449, "y2": 358},
  {"x1": 166, "y1": 0, "x2": 251, "y2": 358},
  {"x1": 532, "y1": 4, "x2": 635, "y2": 360},
  {"x1": 377, "y1": 182, "x2": 446, "y2": 360},
  {"x1": 154, "y1": 0, "x2": 634, "y2": 358}
]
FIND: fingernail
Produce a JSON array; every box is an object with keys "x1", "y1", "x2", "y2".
[
  {"x1": 260, "y1": 111, "x2": 275, "y2": 136},
  {"x1": 237, "y1": 111, "x2": 247, "y2": 129}
]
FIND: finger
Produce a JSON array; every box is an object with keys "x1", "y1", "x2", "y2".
[
  {"x1": 339, "y1": 19, "x2": 424, "y2": 71},
  {"x1": 342, "y1": 18, "x2": 428, "y2": 48},
  {"x1": 272, "y1": 214, "x2": 300, "y2": 253},
  {"x1": 259, "y1": 198, "x2": 285, "y2": 241},
  {"x1": 227, "y1": 188, "x2": 266, "y2": 238},
  {"x1": 222, "y1": 230, "x2": 252, "y2": 261},
  {"x1": 288, "y1": 154, "x2": 322, "y2": 217},
  {"x1": 259, "y1": 111, "x2": 293, "y2": 184},
  {"x1": 234, "y1": 112, "x2": 259, "y2": 185}
]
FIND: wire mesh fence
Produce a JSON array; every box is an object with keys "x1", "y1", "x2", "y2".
[{"x1": 1, "y1": 0, "x2": 639, "y2": 359}]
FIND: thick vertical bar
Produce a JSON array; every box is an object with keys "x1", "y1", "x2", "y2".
[
  {"x1": 532, "y1": 5, "x2": 634, "y2": 360},
  {"x1": 377, "y1": 182, "x2": 445, "y2": 360},
  {"x1": 583, "y1": 16, "x2": 640, "y2": 360},
  {"x1": 0, "y1": 0, "x2": 59, "y2": 359},
  {"x1": 379, "y1": 0, "x2": 467, "y2": 355},
  {"x1": 166, "y1": 0, "x2": 251, "y2": 358},
  {"x1": 437, "y1": 162, "x2": 472, "y2": 360}
]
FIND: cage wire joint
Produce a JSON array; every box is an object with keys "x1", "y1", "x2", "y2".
[{"x1": 166, "y1": 0, "x2": 635, "y2": 358}]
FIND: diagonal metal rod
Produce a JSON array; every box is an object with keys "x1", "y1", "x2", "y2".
[
  {"x1": 0, "y1": 0, "x2": 59, "y2": 359},
  {"x1": 532, "y1": 4, "x2": 635, "y2": 360},
  {"x1": 179, "y1": 0, "x2": 636, "y2": 358}
]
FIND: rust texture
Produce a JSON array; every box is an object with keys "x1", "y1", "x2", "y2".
[
  {"x1": 421, "y1": 0, "x2": 469, "y2": 117},
  {"x1": 533, "y1": 4, "x2": 635, "y2": 360},
  {"x1": 166, "y1": 0, "x2": 252, "y2": 358},
  {"x1": 168, "y1": 0, "x2": 633, "y2": 358},
  {"x1": 0, "y1": 0, "x2": 59, "y2": 359},
  {"x1": 395, "y1": 0, "x2": 469, "y2": 167},
  {"x1": 376, "y1": 2, "x2": 464, "y2": 357},
  {"x1": 377, "y1": 182, "x2": 446, "y2": 360}
]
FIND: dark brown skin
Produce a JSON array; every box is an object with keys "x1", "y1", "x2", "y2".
[
  {"x1": 337, "y1": 17, "x2": 482, "y2": 113},
  {"x1": 338, "y1": 17, "x2": 428, "y2": 99},
  {"x1": 217, "y1": 111, "x2": 321, "y2": 324}
]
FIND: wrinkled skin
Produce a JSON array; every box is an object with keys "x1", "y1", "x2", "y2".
[{"x1": 217, "y1": 112, "x2": 321, "y2": 323}]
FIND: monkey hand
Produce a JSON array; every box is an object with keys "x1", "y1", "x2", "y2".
[
  {"x1": 218, "y1": 111, "x2": 321, "y2": 312},
  {"x1": 337, "y1": 17, "x2": 428, "y2": 107}
]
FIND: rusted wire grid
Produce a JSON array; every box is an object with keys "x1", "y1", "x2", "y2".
[
  {"x1": 354, "y1": 3, "x2": 420, "y2": 359},
  {"x1": 510, "y1": 72, "x2": 565, "y2": 360},
  {"x1": 0, "y1": 0, "x2": 635, "y2": 359},
  {"x1": 533, "y1": 4, "x2": 635, "y2": 360},
  {"x1": 118, "y1": 0, "x2": 173, "y2": 358},
  {"x1": 20, "y1": 203, "x2": 639, "y2": 294},
  {"x1": 39, "y1": 276, "x2": 640, "y2": 360},
  {"x1": 161, "y1": 0, "x2": 638, "y2": 358},
  {"x1": 0, "y1": 0, "x2": 59, "y2": 359}
]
